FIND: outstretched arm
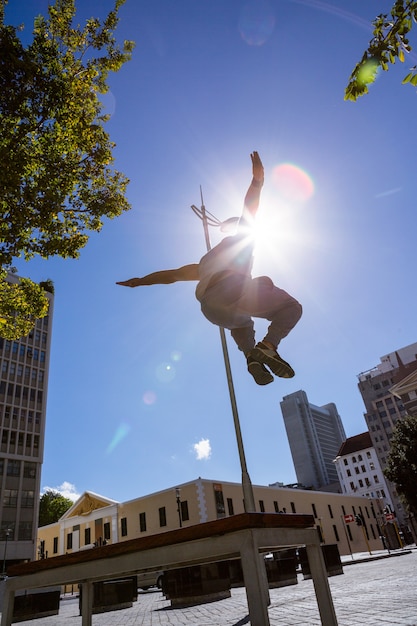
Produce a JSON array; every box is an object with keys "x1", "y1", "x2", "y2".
[
  {"x1": 116, "y1": 264, "x2": 200, "y2": 288},
  {"x1": 242, "y1": 151, "x2": 264, "y2": 220}
]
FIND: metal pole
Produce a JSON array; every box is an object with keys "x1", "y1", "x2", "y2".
[
  {"x1": 198, "y1": 192, "x2": 256, "y2": 513},
  {"x1": 2, "y1": 529, "x2": 10, "y2": 576}
]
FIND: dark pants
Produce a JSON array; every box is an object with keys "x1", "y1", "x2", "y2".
[{"x1": 198, "y1": 275, "x2": 302, "y2": 354}]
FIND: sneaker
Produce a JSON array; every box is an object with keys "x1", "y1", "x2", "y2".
[
  {"x1": 248, "y1": 342, "x2": 295, "y2": 379},
  {"x1": 247, "y1": 356, "x2": 274, "y2": 385}
]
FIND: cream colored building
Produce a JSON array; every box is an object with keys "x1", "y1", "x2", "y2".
[{"x1": 38, "y1": 477, "x2": 385, "y2": 561}]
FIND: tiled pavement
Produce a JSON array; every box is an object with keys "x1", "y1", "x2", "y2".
[{"x1": 6, "y1": 549, "x2": 417, "y2": 626}]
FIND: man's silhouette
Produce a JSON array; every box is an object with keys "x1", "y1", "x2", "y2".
[{"x1": 117, "y1": 152, "x2": 302, "y2": 385}]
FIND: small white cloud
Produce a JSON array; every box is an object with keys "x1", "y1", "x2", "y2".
[
  {"x1": 193, "y1": 438, "x2": 212, "y2": 461},
  {"x1": 41, "y1": 481, "x2": 80, "y2": 502}
]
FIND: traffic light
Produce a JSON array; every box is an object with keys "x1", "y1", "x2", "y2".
[{"x1": 355, "y1": 515, "x2": 363, "y2": 526}]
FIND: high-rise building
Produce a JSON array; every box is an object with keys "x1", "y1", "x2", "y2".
[
  {"x1": 357, "y1": 341, "x2": 417, "y2": 526},
  {"x1": 280, "y1": 390, "x2": 346, "y2": 491},
  {"x1": 0, "y1": 273, "x2": 54, "y2": 566}
]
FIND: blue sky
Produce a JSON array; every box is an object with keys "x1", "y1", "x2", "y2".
[{"x1": 5, "y1": 0, "x2": 417, "y2": 503}]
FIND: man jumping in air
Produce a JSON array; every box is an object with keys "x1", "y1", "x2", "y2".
[{"x1": 117, "y1": 152, "x2": 302, "y2": 385}]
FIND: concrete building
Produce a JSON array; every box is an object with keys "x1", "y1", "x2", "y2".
[
  {"x1": 0, "y1": 274, "x2": 54, "y2": 566},
  {"x1": 37, "y1": 478, "x2": 385, "y2": 562},
  {"x1": 357, "y1": 341, "x2": 417, "y2": 525},
  {"x1": 333, "y1": 432, "x2": 392, "y2": 506},
  {"x1": 280, "y1": 390, "x2": 346, "y2": 491}
]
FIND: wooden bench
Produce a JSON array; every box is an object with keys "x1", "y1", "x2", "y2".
[{"x1": 1, "y1": 513, "x2": 338, "y2": 626}]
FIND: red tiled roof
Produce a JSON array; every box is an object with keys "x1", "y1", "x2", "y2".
[{"x1": 337, "y1": 432, "x2": 372, "y2": 456}]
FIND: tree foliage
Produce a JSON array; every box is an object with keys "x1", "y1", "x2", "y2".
[
  {"x1": 39, "y1": 489, "x2": 74, "y2": 526},
  {"x1": 384, "y1": 413, "x2": 417, "y2": 516},
  {"x1": 345, "y1": 0, "x2": 417, "y2": 101},
  {"x1": 0, "y1": 269, "x2": 51, "y2": 340},
  {"x1": 0, "y1": 0, "x2": 134, "y2": 338}
]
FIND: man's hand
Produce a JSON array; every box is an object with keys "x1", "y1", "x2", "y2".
[
  {"x1": 116, "y1": 278, "x2": 143, "y2": 287},
  {"x1": 251, "y1": 151, "x2": 264, "y2": 184}
]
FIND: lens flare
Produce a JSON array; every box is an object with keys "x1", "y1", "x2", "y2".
[
  {"x1": 143, "y1": 390, "x2": 157, "y2": 405},
  {"x1": 106, "y1": 423, "x2": 131, "y2": 454},
  {"x1": 238, "y1": 0, "x2": 275, "y2": 46},
  {"x1": 156, "y1": 362, "x2": 176, "y2": 383},
  {"x1": 272, "y1": 163, "x2": 314, "y2": 202}
]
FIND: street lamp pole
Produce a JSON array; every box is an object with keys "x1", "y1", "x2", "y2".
[
  {"x1": 2, "y1": 528, "x2": 11, "y2": 578},
  {"x1": 192, "y1": 193, "x2": 256, "y2": 513}
]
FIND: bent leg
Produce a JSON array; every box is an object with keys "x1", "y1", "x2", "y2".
[
  {"x1": 264, "y1": 298, "x2": 302, "y2": 348},
  {"x1": 231, "y1": 323, "x2": 255, "y2": 354},
  {"x1": 239, "y1": 277, "x2": 302, "y2": 347}
]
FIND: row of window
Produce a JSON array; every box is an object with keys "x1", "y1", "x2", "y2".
[
  {"x1": 0, "y1": 430, "x2": 40, "y2": 455},
  {"x1": 64, "y1": 522, "x2": 111, "y2": 552},
  {"x1": 0, "y1": 521, "x2": 33, "y2": 541},
  {"x1": 348, "y1": 475, "x2": 381, "y2": 490},
  {"x1": 0, "y1": 383, "x2": 43, "y2": 405},
  {"x1": 121, "y1": 502, "x2": 191, "y2": 537},
  {"x1": 0, "y1": 459, "x2": 37, "y2": 479},
  {"x1": 2, "y1": 489, "x2": 35, "y2": 508},
  {"x1": 0, "y1": 341, "x2": 46, "y2": 362},
  {"x1": 1, "y1": 362, "x2": 45, "y2": 383},
  {"x1": 1, "y1": 407, "x2": 41, "y2": 426},
  {"x1": 345, "y1": 463, "x2": 375, "y2": 477},
  {"x1": 343, "y1": 451, "x2": 372, "y2": 466}
]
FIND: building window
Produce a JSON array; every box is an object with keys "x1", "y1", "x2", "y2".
[
  {"x1": 350, "y1": 482, "x2": 355, "y2": 490},
  {"x1": 352, "y1": 456, "x2": 357, "y2": 463},
  {"x1": 358, "y1": 454, "x2": 362, "y2": 461},
  {"x1": 328, "y1": 504, "x2": 334, "y2": 519},
  {"x1": 259, "y1": 500, "x2": 265, "y2": 512},
  {"x1": 104, "y1": 522, "x2": 111, "y2": 541},
  {"x1": 290, "y1": 502, "x2": 296, "y2": 514},
  {"x1": 347, "y1": 525, "x2": 353, "y2": 541},
  {"x1": 365, "y1": 477, "x2": 371, "y2": 487},
  {"x1": 121, "y1": 518, "x2": 127, "y2": 537},
  {"x1": 332, "y1": 525, "x2": 340, "y2": 542},
  {"x1": 181, "y1": 500, "x2": 190, "y2": 521},
  {"x1": 7, "y1": 459, "x2": 20, "y2": 477},
  {"x1": 355, "y1": 467, "x2": 360, "y2": 475},
  {"x1": 273, "y1": 501, "x2": 279, "y2": 513},
  {"x1": 361, "y1": 465, "x2": 366, "y2": 472},
  {"x1": 343, "y1": 458, "x2": 348, "y2": 465},
  {"x1": 359, "y1": 479, "x2": 364, "y2": 488},
  {"x1": 53, "y1": 537, "x2": 58, "y2": 554},
  {"x1": 227, "y1": 498, "x2": 234, "y2": 516},
  {"x1": 67, "y1": 533, "x2": 73, "y2": 550},
  {"x1": 85, "y1": 528, "x2": 91, "y2": 545},
  {"x1": 139, "y1": 512, "x2": 146, "y2": 532},
  {"x1": 23, "y1": 462, "x2": 36, "y2": 479},
  {"x1": 18, "y1": 522, "x2": 32, "y2": 541},
  {"x1": 346, "y1": 469, "x2": 351, "y2": 476},
  {"x1": 213, "y1": 484, "x2": 225, "y2": 518},
  {"x1": 21, "y1": 491, "x2": 34, "y2": 508},
  {"x1": 159, "y1": 507, "x2": 167, "y2": 527},
  {"x1": 3, "y1": 490, "x2": 18, "y2": 507},
  {"x1": 312, "y1": 503, "x2": 317, "y2": 518}
]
